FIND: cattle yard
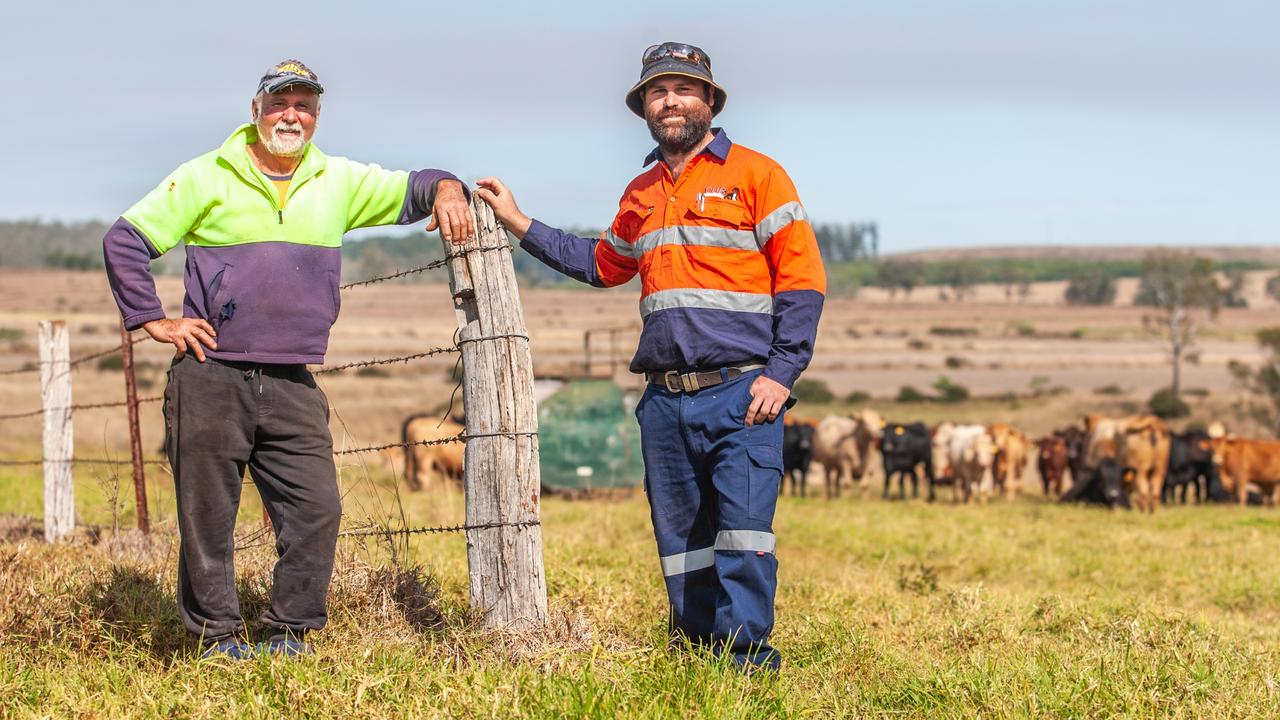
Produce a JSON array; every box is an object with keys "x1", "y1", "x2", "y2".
[{"x1": 3, "y1": 269, "x2": 1280, "y2": 716}]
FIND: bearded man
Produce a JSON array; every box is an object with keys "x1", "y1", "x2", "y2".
[
  {"x1": 102, "y1": 60, "x2": 472, "y2": 659},
  {"x1": 474, "y1": 42, "x2": 825, "y2": 672}
]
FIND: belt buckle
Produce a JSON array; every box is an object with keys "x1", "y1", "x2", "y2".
[{"x1": 663, "y1": 370, "x2": 682, "y2": 393}]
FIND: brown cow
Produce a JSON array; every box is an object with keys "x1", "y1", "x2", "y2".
[
  {"x1": 989, "y1": 423, "x2": 1030, "y2": 500},
  {"x1": 1211, "y1": 437, "x2": 1280, "y2": 507},
  {"x1": 401, "y1": 414, "x2": 465, "y2": 490},
  {"x1": 1037, "y1": 435, "x2": 1069, "y2": 497},
  {"x1": 1084, "y1": 414, "x2": 1171, "y2": 513}
]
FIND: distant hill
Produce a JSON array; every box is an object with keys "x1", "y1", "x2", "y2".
[{"x1": 889, "y1": 245, "x2": 1280, "y2": 265}]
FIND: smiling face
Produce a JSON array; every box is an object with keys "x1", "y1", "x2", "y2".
[
  {"x1": 251, "y1": 86, "x2": 319, "y2": 159},
  {"x1": 642, "y1": 75, "x2": 713, "y2": 155}
]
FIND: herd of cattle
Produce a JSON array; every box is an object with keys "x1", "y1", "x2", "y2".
[
  {"x1": 394, "y1": 408, "x2": 1280, "y2": 512},
  {"x1": 782, "y1": 411, "x2": 1280, "y2": 512}
]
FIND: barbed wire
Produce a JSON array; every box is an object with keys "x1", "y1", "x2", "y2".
[
  {"x1": 314, "y1": 345, "x2": 459, "y2": 375},
  {"x1": 0, "y1": 457, "x2": 169, "y2": 467},
  {"x1": 235, "y1": 518, "x2": 540, "y2": 551},
  {"x1": 0, "y1": 336, "x2": 147, "y2": 376},
  {"x1": 0, "y1": 395, "x2": 162, "y2": 422},
  {"x1": 333, "y1": 429, "x2": 537, "y2": 457},
  {"x1": 338, "y1": 243, "x2": 514, "y2": 291}
]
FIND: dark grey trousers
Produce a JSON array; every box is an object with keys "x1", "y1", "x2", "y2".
[{"x1": 163, "y1": 355, "x2": 340, "y2": 643}]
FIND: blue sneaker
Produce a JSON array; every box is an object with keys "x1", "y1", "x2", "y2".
[
  {"x1": 256, "y1": 637, "x2": 314, "y2": 658},
  {"x1": 199, "y1": 639, "x2": 255, "y2": 660}
]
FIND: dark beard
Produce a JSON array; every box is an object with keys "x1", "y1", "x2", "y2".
[{"x1": 646, "y1": 108, "x2": 711, "y2": 156}]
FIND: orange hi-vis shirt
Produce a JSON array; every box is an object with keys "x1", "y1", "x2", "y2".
[{"x1": 520, "y1": 129, "x2": 825, "y2": 388}]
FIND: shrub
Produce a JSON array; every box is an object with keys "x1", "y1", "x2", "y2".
[
  {"x1": 0, "y1": 328, "x2": 24, "y2": 342},
  {"x1": 932, "y1": 375, "x2": 970, "y2": 404},
  {"x1": 929, "y1": 326, "x2": 978, "y2": 337},
  {"x1": 845, "y1": 390, "x2": 871, "y2": 404},
  {"x1": 944, "y1": 355, "x2": 970, "y2": 370},
  {"x1": 1007, "y1": 320, "x2": 1036, "y2": 337},
  {"x1": 97, "y1": 355, "x2": 124, "y2": 372},
  {"x1": 1094, "y1": 384, "x2": 1126, "y2": 396},
  {"x1": 907, "y1": 338, "x2": 931, "y2": 351},
  {"x1": 356, "y1": 367, "x2": 391, "y2": 379},
  {"x1": 792, "y1": 378, "x2": 835, "y2": 404},
  {"x1": 1148, "y1": 387, "x2": 1190, "y2": 419},
  {"x1": 896, "y1": 385, "x2": 928, "y2": 403}
]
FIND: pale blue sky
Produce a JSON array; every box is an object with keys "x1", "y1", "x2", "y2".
[{"x1": 1, "y1": 0, "x2": 1275, "y2": 253}]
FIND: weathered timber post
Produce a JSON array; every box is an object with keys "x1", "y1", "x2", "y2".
[
  {"x1": 119, "y1": 322, "x2": 149, "y2": 534},
  {"x1": 39, "y1": 320, "x2": 74, "y2": 542},
  {"x1": 442, "y1": 197, "x2": 547, "y2": 628}
]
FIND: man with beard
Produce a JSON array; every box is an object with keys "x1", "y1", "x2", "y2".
[
  {"x1": 102, "y1": 60, "x2": 472, "y2": 659},
  {"x1": 474, "y1": 42, "x2": 825, "y2": 672}
]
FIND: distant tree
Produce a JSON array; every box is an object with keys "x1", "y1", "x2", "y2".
[
  {"x1": 1266, "y1": 273, "x2": 1280, "y2": 304},
  {"x1": 936, "y1": 260, "x2": 982, "y2": 302},
  {"x1": 1228, "y1": 327, "x2": 1280, "y2": 437},
  {"x1": 875, "y1": 259, "x2": 926, "y2": 300},
  {"x1": 994, "y1": 262, "x2": 1034, "y2": 303},
  {"x1": 1222, "y1": 269, "x2": 1249, "y2": 308},
  {"x1": 1137, "y1": 250, "x2": 1224, "y2": 402},
  {"x1": 1064, "y1": 268, "x2": 1116, "y2": 306}
]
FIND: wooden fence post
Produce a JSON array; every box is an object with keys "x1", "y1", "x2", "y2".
[
  {"x1": 443, "y1": 198, "x2": 547, "y2": 628},
  {"x1": 119, "y1": 321, "x2": 149, "y2": 534},
  {"x1": 39, "y1": 320, "x2": 74, "y2": 542}
]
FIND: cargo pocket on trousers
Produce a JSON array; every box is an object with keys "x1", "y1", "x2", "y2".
[{"x1": 747, "y1": 446, "x2": 783, "y2": 521}]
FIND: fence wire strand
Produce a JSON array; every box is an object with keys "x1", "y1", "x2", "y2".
[
  {"x1": 338, "y1": 243, "x2": 514, "y2": 291},
  {"x1": 235, "y1": 518, "x2": 540, "y2": 551}
]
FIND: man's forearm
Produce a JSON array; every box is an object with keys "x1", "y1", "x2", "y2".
[
  {"x1": 763, "y1": 289, "x2": 825, "y2": 389},
  {"x1": 103, "y1": 218, "x2": 167, "y2": 330},
  {"x1": 520, "y1": 220, "x2": 604, "y2": 287}
]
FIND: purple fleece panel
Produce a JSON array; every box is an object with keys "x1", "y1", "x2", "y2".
[
  {"x1": 103, "y1": 217, "x2": 168, "y2": 330},
  {"x1": 182, "y1": 242, "x2": 342, "y2": 364},
  {"x1": 398, "y1": 169, "x2": 468, "y2": 225},
  {"x1": 520, "y1": 220, "x2": 605, "y2": 287}
]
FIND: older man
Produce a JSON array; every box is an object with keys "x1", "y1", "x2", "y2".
[
  {"x1": 475, "y1": 42, "x2": 825, "y2": 671},
  {"x1": 102, "y1": 60, "x2": 472, "y2": 658}
]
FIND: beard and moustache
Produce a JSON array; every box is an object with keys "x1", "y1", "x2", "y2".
[
  {"x1": 257, "y1": 118, "x2": 309, "y2": 158},
  {"x1": 646, "y1": 101, "x2": 712, "y2": 156}
]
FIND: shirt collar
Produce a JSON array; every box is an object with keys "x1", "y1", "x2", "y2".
[{"x1": 643, "y1": 127, "x2": 731, "y2": 167}]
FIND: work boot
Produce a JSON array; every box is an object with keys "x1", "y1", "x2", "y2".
[{"x1": 199, "y1": 639, "x2": 255, "y2": 660}]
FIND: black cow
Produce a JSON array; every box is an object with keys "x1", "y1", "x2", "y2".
[
  {"x1": 881, "y1": 422, "x2": 933, "y2": 500},
  {"x1": 1163, "y1": 430, "x2": 1218, "y2": 504},
  {"x1": 1059, "y1": 457, "x2": 1130, "y2": 509},
  {"x1": 1056, "y1": 425, "x2": 1089, "y2": 490},
  {"x1": 782, "y1": 422, "x2": 815, "y2": 497}
]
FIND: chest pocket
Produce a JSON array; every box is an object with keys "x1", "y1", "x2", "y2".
[{"x1": 685, "y1": 196, "x2": 752, "y2": 231}]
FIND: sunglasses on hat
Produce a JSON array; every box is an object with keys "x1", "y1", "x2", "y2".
[{"x1": 641, "y1": 43, "x2": 711, "y2": 72}]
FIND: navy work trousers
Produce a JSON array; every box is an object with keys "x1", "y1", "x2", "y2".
[{"x1": 635, "y1": 368, "x2": 784, "y2": 670}]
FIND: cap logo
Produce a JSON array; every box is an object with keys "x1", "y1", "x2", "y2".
[{"x1": 274, "y1": 62, "x2": 310, "y2": 77}]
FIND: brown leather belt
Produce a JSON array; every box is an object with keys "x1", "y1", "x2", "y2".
[{"x1": 644, "y1": 363, "x2": 765, "y2": 393}]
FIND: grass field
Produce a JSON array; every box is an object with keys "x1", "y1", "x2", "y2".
[{"x1": 4, "y1": 463, "x2": 1280, "y2": 718}]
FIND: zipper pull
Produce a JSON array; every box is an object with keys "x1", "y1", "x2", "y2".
[{"x1": 278, "y1": 210, "x2": 283, "y2": 224}]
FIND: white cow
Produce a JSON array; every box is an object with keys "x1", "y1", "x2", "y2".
[{"x1": 948, "y1": 424, "x2": 996, "y2": 504}]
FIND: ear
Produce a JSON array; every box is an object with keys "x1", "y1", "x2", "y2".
[{"x1": 250, "y1": 98, "x2": 259, "y2": 123}]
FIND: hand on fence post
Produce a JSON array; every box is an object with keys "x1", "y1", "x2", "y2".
[
  {"x1": 426, "y1": 179, "x2": 475, "y2": 244},
  {"x1": 473, "y1": 178, "x2": 533, "y2": 240}
]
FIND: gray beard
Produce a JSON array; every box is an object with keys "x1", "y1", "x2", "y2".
[{"x1": 647, "y1": 112, "x2": 711, "y2": 156}]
